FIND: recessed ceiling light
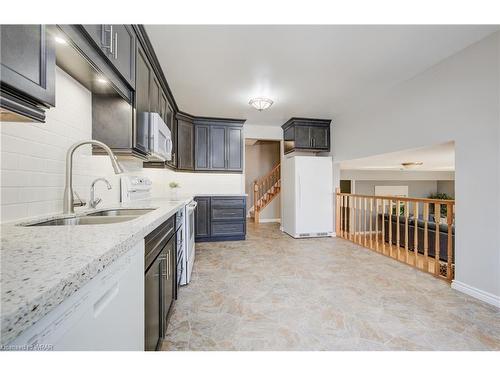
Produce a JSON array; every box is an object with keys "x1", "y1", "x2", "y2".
[
  {"x1": 401, "y1": 162, "x2": 423, "y2": 169},
  {"x1": 249, "y1": 97, "x2": 273, "y2": 112},
  {"x1": 96, "y1": 77, "x2": 109, "y2": 84},
  {"x1": 54, "y1": 36, "x2": 67, "y2": 45}
]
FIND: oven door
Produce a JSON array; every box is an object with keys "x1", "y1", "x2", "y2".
[{"x1": 185, "y1": 201, "x2": 197, "y2": 283}]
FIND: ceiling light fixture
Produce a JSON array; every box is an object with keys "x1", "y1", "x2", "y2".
[
  {"x1": 249, "y1": 97, "x2": 273, "y2": 112},
  {"x1": 54, "y1": 36, "x2": 67, "y2": 45},
  {"x1": 401, "y1": 162, "x2": 423, "y2": 169}
]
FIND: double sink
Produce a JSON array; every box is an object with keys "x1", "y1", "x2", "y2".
[{"x1": 26, "y1": 208, "x2": 156, "y2": 226}]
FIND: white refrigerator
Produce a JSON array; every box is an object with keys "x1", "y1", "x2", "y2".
[{"x1": 282, "y1": 155, "x2": 334, "y2": 238}]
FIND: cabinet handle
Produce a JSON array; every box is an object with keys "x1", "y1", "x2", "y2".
[
  {"x1": 167, "y1": 252, "x2": 170, "y2": 278},
  {"x1": 113, "y1": 32, "x2": 118, "y2": 59},
  {"x1": 101, "y1": 25, "x2": 113, "y2": 53}
]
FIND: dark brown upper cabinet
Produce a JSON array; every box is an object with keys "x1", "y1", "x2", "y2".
[
  {"x1": 0, "y1": 25, "x2": 56, "y2": 122},
  {"x1": 165, "y1": 103, "x2": 176, "y2": 169},
  {"x1": 193, "y1": 118, "x2": 245, "y2": 173},
  {"x1": 133, "y1": 44, "x2": 152, "y2": 155},
  {"x1": 176, "y1": 112, "x2": 195, "y2": 171},
  {"x1": 282, "y1": 118, "x2": 331, "y2": 154},
  {"x1": 81, "y1": 25, "x2": 136, "y2": 89}
]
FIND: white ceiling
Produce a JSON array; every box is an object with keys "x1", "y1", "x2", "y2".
[
  {"x1": 340, "y1": 141, "x2": 455, "y2": 171},
  {"x1": 145, "y1": 25, "x2": 499, "y2": 126}
]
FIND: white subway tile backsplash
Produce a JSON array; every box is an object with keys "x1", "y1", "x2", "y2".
[
  {"x1": 0, "y1": 68, "x2": 121, "y2": 223},
  {"x1": 1, "y1": 187, "x2": 19, "y2": 205}
]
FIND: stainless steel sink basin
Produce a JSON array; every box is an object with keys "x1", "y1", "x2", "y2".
[
  {"x1": 24, "y1": 208, "x2": 157, "y2": 226},
  {"x1": 87, "y1": 208, "x2": 156, "y2": 217},
  {"x1": 27, "y1": 216, "x2": 138, "y2": 226}
]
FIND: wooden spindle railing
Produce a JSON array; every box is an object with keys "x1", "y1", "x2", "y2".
[
  {"x1": 253, "y1": 163, "x2": 281, "y2": 223},
  {"x1": 335, "y1": 189, "x2": 455, "y2": 282}
]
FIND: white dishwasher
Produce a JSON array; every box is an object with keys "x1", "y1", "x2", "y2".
[{"x1": 9, "y1": 242, "x2": 144, "y2": 351}]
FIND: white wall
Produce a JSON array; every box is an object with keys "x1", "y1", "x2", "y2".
[
  {"x1": 354, "y1": 180, "x2": 439, "y2": 199},
  {"x1": 340, "y1": 169, "x2": 455, "y2": 181},
  {"x1": 135, "y1": 165, "x2": 244, "y2": 199},
  {"x1": 244, "y1": 123, "x2": 282, "y2": 140},
  {"x1": 333, "y1": 32, "x2": 500, "y2": 304},
  {"x1": 0, "y1": 68, "x2": 121, "y2": 222}
]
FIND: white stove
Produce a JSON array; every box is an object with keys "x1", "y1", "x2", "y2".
[{"x1": 120, "y1": 175, "x2": 196, "y2": 286}]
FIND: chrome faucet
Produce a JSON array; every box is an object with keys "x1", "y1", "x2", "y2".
[
  {"x1": 89, "y1": 178, "x2": 112, "y2": 209},
  {"x1": 63, "y1": 140, "x2": 123, "y2": 214}
]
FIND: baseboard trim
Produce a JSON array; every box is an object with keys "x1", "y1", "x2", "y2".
[
  {"x1": 258, "y1": 218, "x2": 281, "y2": 223},
  {"x1": 451, "y1": 280, "x2": 500, "y2": 308}
]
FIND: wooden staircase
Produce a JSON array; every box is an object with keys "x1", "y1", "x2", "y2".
[{"x1": 250, "y1": 163, "x2": 281, "y2": 223}]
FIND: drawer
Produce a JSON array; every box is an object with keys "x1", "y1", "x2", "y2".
[
  {"x1": 211, "y1": 207, "x2": 245, "y2": 221},
  {"x1": 210, "y1": 197, "x2": 245, "y2": 208},
  {"x1": 211, "y1": 221, "x2": 245, "y2": 237},
  {"x1": 145, "y1": 216, "x2": 175, "y2": 266}
]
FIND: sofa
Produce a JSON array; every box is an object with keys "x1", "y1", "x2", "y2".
[{"x1": 379, "y1": 213, "x2": 455, "y2": 263}]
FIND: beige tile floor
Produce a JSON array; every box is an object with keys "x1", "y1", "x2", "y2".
[{"x1": 162, "y1": 222, "x2": 500, "y2": 351}]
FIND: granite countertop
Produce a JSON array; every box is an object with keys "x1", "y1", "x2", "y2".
[{"x1": 0, "y1": 197, "x2": 192, "y2": 345}]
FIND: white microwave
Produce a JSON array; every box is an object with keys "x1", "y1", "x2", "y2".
[{"x1": 147, "y1": 112, "x2": 172, "y2": 161}]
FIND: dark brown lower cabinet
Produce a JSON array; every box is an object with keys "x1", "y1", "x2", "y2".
[
  {"x1": 194, "y1": 196, "x2": 246, "y2": 242},
  {"x1": 144, "y1": 217, "x2": 176, "y2": 351}
]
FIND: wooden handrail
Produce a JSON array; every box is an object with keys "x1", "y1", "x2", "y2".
[
  {"x1": 336, "y1": 190, "x2": 455, "y2": 282},
  {"x1": 336, "y1": 192, "x2": 454, "y2": 205},
  {"x1": 257, "y1": 163, "x2": 280, "y2": 185},
  {"x1": 253, "y1": 163, "x2": 281, "y2": 223}
]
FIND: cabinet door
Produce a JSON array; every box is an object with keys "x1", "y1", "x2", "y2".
[
  {"x1": 159, "y1": 92, "x2": 167, "y2": 122},
  {"x1": 310, "y1": 126, "x2": 329, "y2": 149},
  {"x1": 82, "y1": 25, "x2": 135, "y2": 88},
  {"x1": 82, "y1": 25, "x2": 108, "y2": 51},
  {"x1": 109, "y1": 25, "x2": 136, "y2": 88},
  {"x1": 144, "y1": 257, "x2": 161, "y2": 351},
  {"x1": 294, "y1": 126, "x2": 311, "y2": 148},
  {"x1": 0, "y1": 25, "x2": 55, "y2": 107},
  {"x1": 210, "y1": 126, "x2": 226, "y2": 170},
  {"x1": 195, "y1": 125, "x2": 210, "y2": 170},
  {"x1": 226, "y1": 127, "x2": 243, "y2": 171},
  {"x1": 194, "y1": 197, "x2": 211, "y2": 240},
  {"x1": 150, "y1": 76, "x2": 160, "y2": 114},
  {"x1": 134, "y1": 46, "x2": 151, "y2": 154},
  {"x1": 165, "y1": 104, "x2": 176, "y2": 168},
  {"x1": 177, "y1": 118, "x2": 194, "y2": 170},
  {"x1": 161, "y1": 239, "x2": 174, "y2": 337}
]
